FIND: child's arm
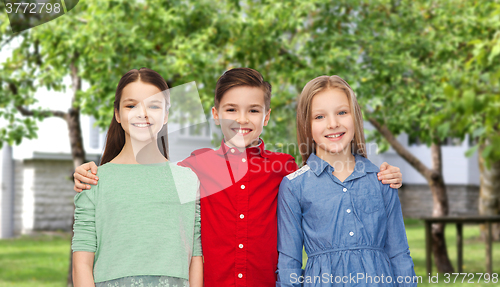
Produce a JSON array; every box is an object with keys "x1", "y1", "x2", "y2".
[
  {"x1": 189, "y1": 183, "x2": 203, "y2": 287},
  {"x1": 381, "y1": 183, "x2": 417, "y2": 286},
  {"x1": 189, "y1": 256, "x2": 203, "y2": 287},
  {"x1": 276, "y1": 178, "x2": 303, "y2": 287},
  {"x1": 72, "y1": 187, "x2": 97, "y2": 286},
  {"x1": 378, "y1": 162, "x2": 403, "y2": 189},
  {"x1": 73, "y1": 161, "x2": 99, "y2": 192},
  {"x1": 73, "y1": 251, "x2": 95, "y2": 287}
]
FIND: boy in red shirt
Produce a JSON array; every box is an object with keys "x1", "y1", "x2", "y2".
[{"x1": 73, "y1": 68, "x2": 403, "y2": 287}]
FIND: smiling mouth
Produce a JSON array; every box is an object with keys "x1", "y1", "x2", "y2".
[
  {"x1": 232, "y1": 128, "x2": 252, "y2": 135},
  {"x1": 325, "y1": 132, "x2": 345, "y2": 138},
  {"x1": 132, "y1": 123, "x2": 152, "y2": 128}
]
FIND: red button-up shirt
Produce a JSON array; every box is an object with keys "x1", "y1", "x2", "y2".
[{"x1": 178, "y1": 140, "x2": 298, "y2": 287}]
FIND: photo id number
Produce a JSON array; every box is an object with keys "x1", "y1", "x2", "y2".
[
  {"x1": 443, "y1": 273, "x2": 498, "y2": 284},
  {"x1": 5, "y1": 2, "x2": 61, "y2": 14}
]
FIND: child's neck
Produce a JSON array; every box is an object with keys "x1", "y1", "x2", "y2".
[
  {"x1": 316, "y1": 148, "x2": 356, "y2": 183},
  {"x1": 112, "y1": 136, "x2": 167, "y2": 164},
  {"x1": 224, "y1": 138, "x2": 260, "y2": 152}
]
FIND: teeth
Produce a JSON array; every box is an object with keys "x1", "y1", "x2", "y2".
[
  {"x1": 326, "y1": 133, "x2": 343, "y2": 138},
  {"x1": 235, "y1": 129, "x2": 251, "y2": 134},
  {"x1": 133, "y1": 123, "x2": 151, "y2": 128}
]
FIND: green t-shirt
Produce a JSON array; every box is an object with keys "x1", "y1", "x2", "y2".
[{"x1": 71, "y1": 162, "x2": 201, "y2": 283}]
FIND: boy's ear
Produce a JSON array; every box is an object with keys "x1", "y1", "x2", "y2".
[
  {"x1": 212, "y1": 106, "x2": 220, "y2": 125},
  {"x1": 115, "y1": 109, "x2": 121, "y2": 124},
  {"x1": 263, "y1": 108, "x2": 271, "y2": 126}
]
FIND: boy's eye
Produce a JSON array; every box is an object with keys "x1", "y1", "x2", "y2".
[
  {"x1": 226, "y1": 108, "x2": 236, "y2": 112},
  {"x1": 250, "y1": 109, "x2": 260, "y2": 113},
  {"x1": 149, "y1": 105, "x2": 161, "y2": 109}
]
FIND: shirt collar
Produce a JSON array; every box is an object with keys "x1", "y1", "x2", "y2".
[
  {"x1": 215, "y1": 138, "x2": 270, "y2": 158},
  {"x1": 306, "y1": 152, "x2": 379, "y2": 178}
]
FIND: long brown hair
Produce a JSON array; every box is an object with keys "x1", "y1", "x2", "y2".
[
  {"x1": 100, "y1": 68, "x2": 170, "y2": 165},
  {"x1": 296, "y1": 75, "x2": 366, "y2": 165}
]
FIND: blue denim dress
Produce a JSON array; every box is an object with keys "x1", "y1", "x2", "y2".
[{"x1": 276, "y1": 153, "x2": 417, "y2": 286}]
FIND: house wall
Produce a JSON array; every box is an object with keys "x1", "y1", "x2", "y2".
[
  {"x1": 398, "y1": 185, "x2": 479, "y2": 218},
  {"x1": 365, "y1": 125, "x2": 479, "y2": 186},
  {"x1": 1, "y1": 145, "x2": 15, "y2": 238},
  {"x1": 13, "y1": 159, "x2": 75, "y2": 235}
]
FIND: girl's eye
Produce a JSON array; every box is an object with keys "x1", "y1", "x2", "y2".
[
  {"x1": 314, "y1": 115, "x2": 324, "y2": 120},
  {"x1": 339, "y1": 111, "x2": 348, "y2": 115},
  {"x1": 126, "y1": 105, "x2": 136, "y2": 109},
  {"x1": 149, "y1": 105, "x2": 161, "y2": 109}
]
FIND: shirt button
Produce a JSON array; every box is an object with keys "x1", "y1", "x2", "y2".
[
  {"x1": 238, "y1": 273, "x2": 243, "y2": 278},
  {"x1": 241, "y1": 184, "x2": 245, "y2": 189},
  {"x1": 240, "y1": 214, "x2": 245, "y2": 219},
  {"x1": 347, "y1": 209, "x2": 351, "y2": 213},
  {"x1": 239, "y1": 244, "x2": 244, "y2": 249},
  {"x1": 349, "y1": 231, "x2": 354, "y2": 236},
  {"x1": 242, "y1": 158, "x2": 246, "y2": 162},
  {"x1": 231, "y1": 149, "x2": 235, "y2": 153},
  {"x1": 343, "y1": 188, "x2": 347, "y2": 192}
]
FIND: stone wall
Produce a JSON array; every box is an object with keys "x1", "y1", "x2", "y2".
[
  {"x1": 13, "y1": 159, "x2": 75, "y2": 235},
  {"x1": 398, "y1": 184, "x2": 479, "y2": 218}
]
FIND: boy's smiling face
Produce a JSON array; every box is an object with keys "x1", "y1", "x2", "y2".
[{"x1": 212, "y1": 86, "x2": 271, "y2": 149}]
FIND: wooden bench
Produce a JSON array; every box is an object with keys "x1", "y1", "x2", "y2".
[{"x1": 421, "y1": 215, "x2": 500, "y2": 274}]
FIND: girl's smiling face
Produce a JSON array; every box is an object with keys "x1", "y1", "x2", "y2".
[
  {"x1": 311, "y1": 88, "x2": 355, "y2": 158},
  {"x1": 115, "y1": 81, "x2": 168, "y2": 143}
]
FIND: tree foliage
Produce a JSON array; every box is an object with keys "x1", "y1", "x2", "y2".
[
  {"x1": 1, "y1": 0, "x2": 498, "y2": 158},
  {"x1": 2, "y1": 0, "x2": 498, "y2": 278},
  {"x1": 436, "y1": 1, "x2": 500, "y2": 164}
]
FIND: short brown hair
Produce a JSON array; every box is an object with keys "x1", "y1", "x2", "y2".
[
  {"x1": 214, "y1": 68, "x2": 272, "y2": 111},
  {"x1": 296, "y1": 75, "x2": 366, "y2": 165}
]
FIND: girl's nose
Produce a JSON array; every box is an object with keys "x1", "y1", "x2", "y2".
[
  {"x1": 132, "y1": 103, "x2": 148, "y2": 119},
  {"x1": 327, "y1": 117, "x2": 339, "y2": 129}
]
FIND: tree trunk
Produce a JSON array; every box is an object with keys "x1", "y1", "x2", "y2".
[
  {"x1": 478, "y1": 143, "x2": 500, "y2": 241},
  {"x1": 67, "y1": 106, "x2": 86, "y2": 168},
  {"x1": 66, "y1": 61, "x2": 85, "y2": 287},
  {"x1": 368, "y1": 118, "x2": 455, "y2": 273},
  {"x1": 428, "y1": 143, "x2": 454, "y2": 273}
]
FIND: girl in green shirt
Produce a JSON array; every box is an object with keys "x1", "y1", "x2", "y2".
[{"x1": 72, "y1": 68, "x2": 203, "y2": 287}]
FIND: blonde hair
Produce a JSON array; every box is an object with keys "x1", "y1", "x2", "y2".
[{"x1": 296, "y1": 75, "x2": 366, "y2": 165}]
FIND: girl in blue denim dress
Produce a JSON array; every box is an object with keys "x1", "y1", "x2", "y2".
[{"x1": 276, "y1": 75, "x2": 417, "y2": 287}]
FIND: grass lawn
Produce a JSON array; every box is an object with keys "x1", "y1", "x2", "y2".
[
  {"x1": 302, "y1": 219, "x2": 500, "y2": 286},
  {"x1": 403, "y1": 219, "x2": 500, "y2": 286},
  {"x1": 0, "y1": 232, "x2": 71, "y2": 287},
  {"x1": 1, "y1": 220, "x2": 500, "y2": 286}
]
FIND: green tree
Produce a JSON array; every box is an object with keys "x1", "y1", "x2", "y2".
[
  {"x1": 332, "y1": 0, "x2": 455, "y2": 273},
  {"x1": 279, "y1": 0, "x2": 500, "y2": 273},
  {"x1": 233, "y1": 0, "x2": 486, "y2": 273},
  {"x1": 2, "y1": 0, "x2": 496, "y2": 280},
  {"x1": 239, "y1": 0, "x2": 460, "y2": 272},
  {"x1": 0, "y1": 0, "x2": 237, "y2": 284},
  {"x1": 436, "y1": 1, "x2": 500, "y2": 240}
]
